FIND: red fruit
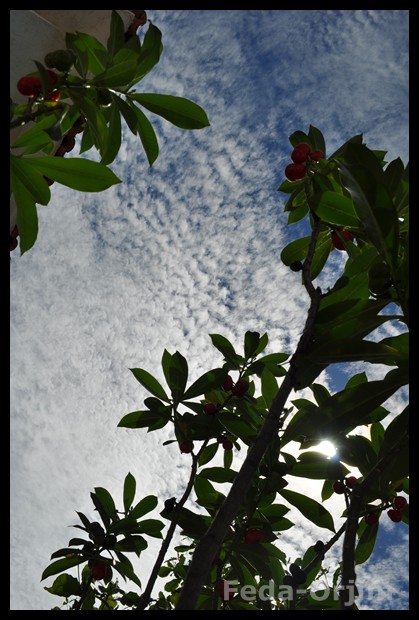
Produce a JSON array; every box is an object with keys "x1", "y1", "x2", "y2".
[
  {"x1": 331, "y1": 230, "x2": 354, "y2": 251},
  {"x1": 333, "y1": 480, "x2": 345, "y2": 495},
  {"x1": 47, "y1": 70, "x2": 58, "y2": 86},
  {"x1": 46, "y1": 90, "x2": 60, "y2": 101},
  {"x1": 285, "y1": 163, "x2": 306, "y2": 182},
  {"x1": 203, "y1": 402, "x2": 217, "y2": 415},
  {"x1": 388, "y1": 509, "x2": 403, "y2": 523},
  {"x1": 232, "y1": 378, "x2": 249, "y2": 398},
  {"x1": 393, "y1": 496, "x2": 407, "y2": 510},
  {"x1": 179, "y1": 441, "x2": 194, "y2": 454},
  {"x1": 219, "y1": 579, "x2": 236, "y2": 600},
  {"x1": 345, "y1": 476, "x2": 358, "y2": 489},
  {"x1": 222, "y1": 375, "x2": 234, "y2": 391},
  {"x1": 222, "y1": 439, "x2": 233, "y2": 451},
  {"x1": 244, "y1": 528, "x2": 263, "y2": 544},
  {"x1": 309, "y1": 150, "x2": 325, "y2": 161},
  {"x1": 91, "y1": 562, "x2": 107, "y2": 580},
  {"x1": 364, "y1": 512, "x2": 379, "y2": 526},
  {"x1": 291, "y1": 143, "x2": 311, "y2": 163},
  {"x1": 17, "y1": 75, "x2": 42, "y2": 97}
]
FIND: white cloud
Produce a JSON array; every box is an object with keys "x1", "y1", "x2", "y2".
[{"x1": 10, "y1": 9, "x2": 408, "y2": 610}]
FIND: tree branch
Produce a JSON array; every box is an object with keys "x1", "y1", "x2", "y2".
[{"x1": 175, "y1": 220, "x2": 323, "y2": 610}]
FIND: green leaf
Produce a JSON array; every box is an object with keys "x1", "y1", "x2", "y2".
[
  {"x1": 123, "y1": 473, "x2": 136, "y2": 514},
  {"x1": 165, "y1": 351, "x2": 188, "y2": 405},
  {"x1": 314, "y1": 298, "x2": 391, "y2": 341},
  {"x1": 288, "y1": 202, "x2": 309, "y2": 224},
  {"x1": 117, "y1": 409, "x2": 170, "y2": 430},
  {"x1": 10, "y1": 167, "x2": 38, "y2": 255},
  {"x1": 254, "y1": 332, "x2": 269, "y2": 356},
  {"x1": 50, "y1": 547, "x2": 82, "y2": 560},
  {"x1": 279, "y1": 489, "x2": 335, "y2": 532},
  {"x1": 11, "y1": 113, "x2": 58, "y2": 149},
  {"x1": 130, "y1": 495, "x2": 158, "y2": 520},
  {"x1": 310, "y1": 231, "x2": 333, "y2": 280},
  {"x1": 114, "y1": 95, "x2": 138, "y2": 134},
  {"x1": 129, "y1": 94, "x2": 210, "y2": 129},
  {"x1": 289, "y1": 457, "x2": 349, "y2": 480},
  {"x1": 244, "y1": 331, "x2": 260, "y2": 358},
  {"x1": 73, "y1": 32, "x2": 109, "y2": 75},
  {"x1": 126, "y1": 101, "x2": 159, "y2": 166},
  {"x1": 107, "y1": 10, "x2": 126, "y2": 59},
  {"x1": 280, "y1": 236, "x2": 310, "y2": 266},
  {"x1": 129, "y1": 368, "x2": 169, "y2": 401},
  {"x1": 260, "y1": 367, "x2": 278, "y2": 409},
  {"x1": 10, "y1": 153, "x2": 50, "y2": 205},
  {"x1": 113, "y1": 560, "x2": 142, "y2": 589},
  {"x1": 198, "y1": 467, "x2": 238, "y2": 483},
  {"x1": 44, "y1": 573, "x2": 82, "y2": 597},
  {"x1": 100, "y1": 99, "x2": 121, "y2": 166},
  {"x1": 314, "y1": 191, "x2": 359, "y2": 227},
  {"x1": 22, "y1": 157, "x2": 121, "y2": 192},
  {"x1": 183, "y1": 368, "x2": 227, "y2": 400},
  {"x1": 197, "y1": 442, "x2": 219, "y2": 467},
  {"x1": 91, "y1": 59, "x2": 139, "y2": 88},
  {"x1": 137, "y1": 519, "x2": 165, "y2": 538},
  {"x1": 66, "y1": 33, "x2": 89, "y2": 78},
  {"x1": 210, "y1": 334, "x2": 243, "y2": 368},
  {"x1": 308, "y1": 125, "x2": 326, "y2": 154},
  {"x1": 166, "y1": 506, "x2": 210, "y2": 538},
  {"x1": 321, "y1": 479, "x2": 334, "y2": 502},
  {"x1": 307, "y1": 337, "x2": 407, "y2": 365},
  {"x1": 41, "y1": 556, "x2": 86, "y2": 581},
  {"x1": 355, "y1": 520, "x2": 378, "y2": 564},
  {"x1": 289, "y1": 130, "x2": 310, "y2": 148},
  {"x1": 94, "y1": 487, "x2": 117, "y2": 522},
  {"x1": 219, "y1": 412, "x2": 258, "y2": 442},
  {"x1": 384, "y1": 157, "x2": 404, "y2": 197},
  {"x1": 130, "y1": 21, "x2": 163, "y2": 84}
]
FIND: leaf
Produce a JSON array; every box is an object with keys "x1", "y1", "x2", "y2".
[
  {"x1": 94, "y1": 487, "x2": 117, "y2": 522},
  {"x1": 355, "y1": 520, "x2": 378, "y2": 564},
  {"x1": 123, "y1": 473, "x2": 136, "y2": 514},
  {"x1": 90, "y1": 59, "x2": 139, "y2": 88},
  {"x1": 278, "y1": 489, "x2": 335, "y2": 532},
  {"x1": 41, "y1": 556, "x2": 86, "y2": 581},
  {"x1": 137, "y1": 519, "x2": 165, "y2": 538},
  {"x1": 280, "y1": 235, "x2": 310, "y2": 266},
  {"x1": 10, "y1": 154, "x2": 50, "y2": 205},
  {"x1": 22, "y1": 157, "x2": 121, "y2": 192},
  {"x1": 113, "y1": 560, "x2": 142, "y2": 589},
  {"x1": 10, "y1": 167, "x2": 38, "y2": 255},
  {"x1": 11, "y1": 113, "x2": 58, "y2": 148},
  {"x1": 73, "y1": 31, "x2": 109, "y2": 75},
  {"x1": 197, "y1": 442, "x2": 219, "y2": 467},
  {"x1": 130, "y1": 21, "x2": 163, "y2": 83},
  {"x1": 129, "y1": 94, "x2": 210, "y2": 129},
  {"x1": 130, "y1": 495, "x2": 158, "y2": 520},
  {"x1": 314, "y1": 298, "x2": 391, "y2": 341},
  {"x1": 308, "y1": 125, "x2": 326, "y2": 154},
  {"x1": 289, "y1": 457, "x2": 349, "y2": 480},
  {"x1": 314, "y1": 191, "x2": 359, "y2": 227},
  {"x1": 210, "y1": 334, "x2": 243, "y2": 368},
  {"x1": 307, "y1": 337, "x2": 407, "y2": 365},
  {"x1": 50, "y1": 548, "x2": 82, "y2": 560},
  {"x1": 289, "y1": 130, "x2": 310, "y2": 148},
  {"x1": 310, "y1": 231, "x2": 333, "y2": 280},
  {"x1": 183, "y1": 368, "x2": 227, "y2": 400},
  {"x1": 198, "y1": 467, "x2": 238, "y2": 483},
  {"x1": 44, "y1": 573, "x2": 82, "y2": 597},
  {"x1": 114, "y1": 95, "x2": 138, "y2": 134},
  {"x1": 260, "y1": 367, "x2": 278, "y2": 409},
  {"x1": 129, "y1": 368, "x2": 169, "y2": 401},
  {"x1": 126, "y1": 101, "x2": 159, "y2": 166},
  {"x1": 244, "y1": 331, "x2": 260, "y2": 358},
  {"x1": 100, "y1": 99, "x2": 121, "y2": 166},
  {"x1": 107, "y1": 10, "x2": 126, "y2": 59},
  {"x1": 165, "y1": 351, "x2": 188, "y2": 405},
  {"x1": 219, "y1": 412, "x2": 258, "y2": 442}
]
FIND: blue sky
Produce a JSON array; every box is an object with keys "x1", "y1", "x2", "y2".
[{"x1": 10, "y1": 10, "x2": 409, "y2": 610}]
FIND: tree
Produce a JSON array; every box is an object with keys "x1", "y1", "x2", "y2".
[
  {"x1": 10, "y1": 11, "x2": 209, "y2": 255},
  {"x1": 41, "y1": 121, "x2": 409, "y2": 609}
]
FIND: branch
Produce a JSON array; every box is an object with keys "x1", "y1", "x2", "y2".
[
  {"x1": 175, "y1": 221, "x2": 323, "y2": 610},
  {"x1": 136, "y1": 441, "x2": 207, "y2": 610},
  {"x1": 10, "y1": 104, "x2": 65, "y2": 129},
  {"x1": 339, "y1": 431, "x2": 408, "y2": 609}
]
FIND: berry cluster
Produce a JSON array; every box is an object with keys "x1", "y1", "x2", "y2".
[
  {"x1": 222, "y1": 374, "x2": 249, "y2": 398},
  {"x1": 284, "y1": 142, "x2": 325, "y2": 182},
  {"x1": 17, "y1": 70, "x2": 60, "y2": 100},
  {"x1": 333, "y1": 480, "x2": 408, "y2": 526},
  {"x1": 331, "y1": 229, "x2": 354, "y2": 251},
  {"x1": 332, "y1": 477, "x2": 358, "y2": 495}
]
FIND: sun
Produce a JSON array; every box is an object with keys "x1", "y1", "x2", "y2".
[{"x1": 316, "y1": 440, "x2": 337, "y2": 457}]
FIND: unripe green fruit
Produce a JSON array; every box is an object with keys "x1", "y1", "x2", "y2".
[
  {"x1": 96, "y1": 88, "x2": 113, "y2": 108},
  {"x1": 289, "y1": 563, "x2": 307, "y2": 585},
  {"x1": 45, "y1": 49, "x2": 76, "y2": 72}
]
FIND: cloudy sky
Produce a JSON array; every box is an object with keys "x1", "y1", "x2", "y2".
[{"x1": 10, "y1": 10, "x2": 409, "y2": 611}]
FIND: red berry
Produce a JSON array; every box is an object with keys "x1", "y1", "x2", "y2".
[
  {"x1": 309, "y1": 150, "x2": 325, "y2": 161},
  {"x1": 345, "y1": 476, "x2": 358, "y2": 489},
  {"x1": 285, "y1": 163, "x2": 306, "y2": 182},
  {"x1": 203, "y1": 402, "x2": 217, "y2": 415},
  {"x1": 219, "y1": 579, "x2": 235, "y2": 600},
  {"x1": 393, "y1": 496, "x2": 407, "y2": 510},
  {"x1": 291, "y1": 143, "x2": 311, "y2": 163},
  {"x1": 244, "y1": 528, "x2": 263, "y2": 544},
  {"x1": 333, "y1": 480, "x2": 345, "y2": 494},
  {"x1": 232, "y1": 378, "x2": 249, "y2": 398},
  {"x1": 91, "y1": 562, "x2": 107, "y2": 580},
  {"x1": 46, "y1": 90, "x2": 60, "y2": 101},
  {"x1": 17, "y1": 76, "x2": 42, "y2": 97},
  {"x1": 179, "y1": 441, "x2": 194, "y2": 454},
  {"x1": 387, "y1": 509, "x2": 403, "y2": 523},
  {"x1": 222, "y1": 375, "x2": 234, "y2": 391},
  {"x1": 222, "y1": 439, "x2": 233, "y2": 451},
  {"x1": 364, "y1": 513, "x2": 379, "y2": 526},
  {"x1": 331, "y1": 230, "x2": 354, "y2": 251}
]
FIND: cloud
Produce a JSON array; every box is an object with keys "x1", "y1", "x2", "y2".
[{"x1": 10, "y1": 9, "x2": 408, "y2": 610}]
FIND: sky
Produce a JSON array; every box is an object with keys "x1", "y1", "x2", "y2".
[{"x1": 10, "y1": 9, "x2": 409, "y2": 611}]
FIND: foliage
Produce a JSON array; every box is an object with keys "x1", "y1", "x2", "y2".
[
  {"x1": 42, "y1": 123, "x2": 408, "y2": 610},
  {"x1": 10, "y1": 11, "x2": 209, "y2": 254}
]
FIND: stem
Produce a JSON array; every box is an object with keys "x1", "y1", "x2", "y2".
[
  {"x1": 135, "y1": 441, "x2": 208, "y2": 610},
  {"x1": 175, "y1": 221, "x2": 323, "y2": 610},
  {"x1": 339, "y1": 431, "x2": 408, "y2": 609}
]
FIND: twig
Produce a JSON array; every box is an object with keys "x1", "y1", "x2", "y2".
[{"x1": 175, "y1": 220, "x2": 323, "y2": 610}]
